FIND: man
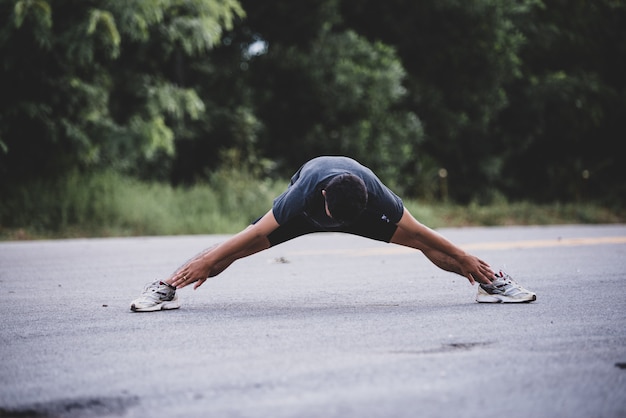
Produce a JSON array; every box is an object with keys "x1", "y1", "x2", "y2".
[{"x1": 130, "y1": 156, "x2": 536, "y2": 312}]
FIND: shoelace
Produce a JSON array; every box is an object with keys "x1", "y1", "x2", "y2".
[
  {"x1": 483, "y1": 272, "x2": 521, "y2": 293},
  {"x1": 139, "y1": 283, "x2": 171, "y2": 301},
  {"x1": 143, "y1": 282, "x2": 160, "y2": 292},
  {"x1": 494, "y1": 272, "x2": 517, "y2": 285}
]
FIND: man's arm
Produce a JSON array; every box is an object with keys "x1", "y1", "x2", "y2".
[
  {"x1": 393, "y1": 208, "x2": 494, "y2": 285},
  {"x1": 170, "y1": 210, "x2": 280, "y2": 289}
]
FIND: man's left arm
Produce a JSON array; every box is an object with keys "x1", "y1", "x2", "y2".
[{"x1": 395, "y1": 208, "x2": 494, "y2": 284}]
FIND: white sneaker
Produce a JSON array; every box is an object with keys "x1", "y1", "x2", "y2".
[
  {"x1": 476, "y1": 271, "x2": 537, "y2": 303},
  {"x1": 130, "y1": 280, "x2": 181, "y2": 312}
]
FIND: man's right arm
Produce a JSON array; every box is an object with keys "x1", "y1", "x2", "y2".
[{"x1": 170, "y1": 210, "x2": 280, "y2": 288}]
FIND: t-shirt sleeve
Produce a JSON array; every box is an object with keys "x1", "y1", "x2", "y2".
[
  {"x1": 272, "y1": 186, "x2": 306, "y2": 226},
  {"x1": 369, "y1": 183, "x2": 404, "y2": 224}
]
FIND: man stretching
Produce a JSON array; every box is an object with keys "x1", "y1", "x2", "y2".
[{"x1": 130, "y1": 156, "x2": 536, "y2": 312}]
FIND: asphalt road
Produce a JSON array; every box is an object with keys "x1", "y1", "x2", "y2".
[{"x1": 1, "y1": 224, "x2": 625, "y2": 418}]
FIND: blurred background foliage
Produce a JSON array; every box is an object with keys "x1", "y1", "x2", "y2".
[{"x1": 0, "y1": 0, "x2": 624, "y2": 236}]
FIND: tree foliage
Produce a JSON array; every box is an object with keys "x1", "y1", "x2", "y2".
[
  {"x1": 0, "y1": 0, "x2": 244, "y2": 184},
  {"x1": 245, "y1": 28, "x2": 422, "y2": 189},
  {"x1": 340, "y1": 0, "x2": 536, "y2": 201},
  {"x1": 0, "y1": 0, "x2": 623, "y2": 206},
  {"x1": 497, "y1": 0, "x2": 626, "y2": 203}
]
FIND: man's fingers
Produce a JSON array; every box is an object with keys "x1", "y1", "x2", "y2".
[
  {"x1": 170, "y1": 270, "x2": 208, "y2": 289},
  {"x1": 482, "y1": 266, "x2": 494, "y2": 284},
  {"x1": 193, "y1": 278, "x2": 207, "y2": 290},
  {"x1": 467, "y1": 273, "x2": 476, "y2": 285},
  {"x1": 171, "y1": 270, "x2": 192, "y2": 288}
]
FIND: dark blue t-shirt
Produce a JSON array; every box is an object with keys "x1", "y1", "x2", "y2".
[{"x1": 272, "y1": 156, "x2": 404, "y2": 229}]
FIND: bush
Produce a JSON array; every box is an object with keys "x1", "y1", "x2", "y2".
[
  {"x1": 0, "y1": 169, "x2": 285, "y2": 239},
  {"x1": 1, "y1": 170, "x2": 623, "y2": 240}
]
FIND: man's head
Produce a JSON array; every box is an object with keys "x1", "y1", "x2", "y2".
[{"x1": 322, "y1": 173, "x2": 368, "y2": 224}]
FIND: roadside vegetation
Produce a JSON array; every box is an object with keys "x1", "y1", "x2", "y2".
[
  {"x1": 1, "y1": 1, "x2": 624, "y2": 240},
  {"x1": 1, "y1": 171, "x2": 622, "y2": 241}
]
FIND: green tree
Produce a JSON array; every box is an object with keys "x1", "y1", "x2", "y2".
[
  {"x1": 497, "y1": 0, "x2": 626, "y2": 203},
  {"x1": 3, "y1": 0, "x2": 622, "y2": 208},
  {"x1": 342, "y1": 0, "x2": 624, "y2": 203},
  {"x1": 341, "y1": 0, "x2": 533, "y2": 201},
  {"x1": 0, "y1": 0, "x2": 244, "y2": 186},
  {"x1": 223, "y1": 0, "x2": 423, "y2": 189}
]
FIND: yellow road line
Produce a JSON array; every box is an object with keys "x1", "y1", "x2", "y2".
[
  {"x1": 287, "y1": 236, "x2": 626, "y2": 257},
  {"x1": 462, "y1": 236, "x2": 626, "y2": 251}
]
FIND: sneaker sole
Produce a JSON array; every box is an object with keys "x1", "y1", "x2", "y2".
[
  {"x1": 476, "y1": 294, "x2": 537, "y2": 303},
  {"x1": 130, "y1": 300, "x2": 181, "y2": 312}
]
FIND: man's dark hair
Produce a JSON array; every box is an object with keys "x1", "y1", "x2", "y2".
[{"x1": 324, "y1": 173, "x2": 368, "y2": 223}]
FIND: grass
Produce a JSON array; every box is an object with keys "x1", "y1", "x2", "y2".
[
  {"x1": 404, "y1": 200, "x2": 624, "y2": 229},
  {"x1": 1, "y1": 171, "x2": 624, "y2": 241}
]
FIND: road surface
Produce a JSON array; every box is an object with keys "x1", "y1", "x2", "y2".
[{"x1": 1, "y1": 224, "x2": 625, "y2": 417}]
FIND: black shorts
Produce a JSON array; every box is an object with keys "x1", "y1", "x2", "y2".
[{"x1": 255, "y1": 211, "x2": 399, "y2": 247}]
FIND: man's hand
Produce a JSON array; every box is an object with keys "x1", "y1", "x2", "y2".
[
  {"x1": 171, "y1": 255, "x2": 212, "y2": 289},
  {"x1": 458, "y1": 254, "x2": 494, "y2": 285},
  {"x1": 167, "y1": 210, "x2": 279, "y2": 291}
]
